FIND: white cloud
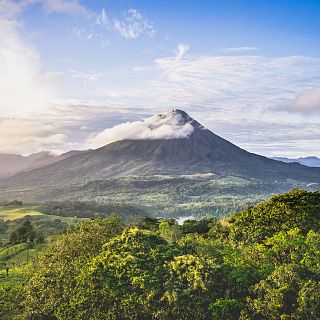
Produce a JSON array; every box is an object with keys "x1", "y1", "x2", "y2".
[
  {"x1": 87, "y1": 110, "x2": 194, "y2": 148},
  {"x1": 70, "y1": 69, "x2": 102, "y2": 81},
  {"x1": 150, "y1": 50, "x2": 320, "y2": 112},
  {"x1": 176, "y1": 43, "x2": 190, "y2": 60},
  {"x1": 113, "y1": 8, "x2": 155, "y2": 39},
  {"x1": 96, "y1": 8, "x2": 108, "y2": 25},
  {"x1": 72, "y1": 26, "x2": 108, "y2": 42},
  {"x1": 0, "y1": 0, "x2": 27, "y2": 17},
  {"x1": 0, "y1": 0, "x2": 91, "y2": 17},
  {"x1": 40, "y1": 0, "x2": 90, "y2": 16},
  {"x1": 0, "y1": 118, "x2": 68, "y2": 154},
  {"x1": 0, "y1": 10, "x2": 66, "y2": 153},
  {"x1": 222, "y1": 46, "x2": 259, "y2": 52},
  {"x1": 289, "y1": 87, "x2": 320, "y2": 113},
  {"x1": 0, "y1": 18, "x2": 59, "y2": 117},
  {"x1": 1, "y1": 1, "x2": 320, "y2": 159}
]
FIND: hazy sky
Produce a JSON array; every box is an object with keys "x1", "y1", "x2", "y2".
[{"x1": 0, "y1": 0, "x2": 320, "y2": 157}]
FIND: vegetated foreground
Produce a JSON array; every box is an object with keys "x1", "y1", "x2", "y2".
[{"x1": 1, "y1": 189, "x2": 320, "y2": 319}]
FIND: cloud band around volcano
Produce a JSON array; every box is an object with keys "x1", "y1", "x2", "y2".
[{"x1": 87, "y1": 111, "x2": 195, "y2": 148}]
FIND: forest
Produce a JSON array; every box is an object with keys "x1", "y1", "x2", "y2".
[{"x1": 1, "y1": 189, "x2": 320, "y2": 319}]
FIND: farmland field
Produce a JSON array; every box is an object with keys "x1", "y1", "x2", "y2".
[{"x1": 0, "y1": 206, "x2": 85, "y2": 224}]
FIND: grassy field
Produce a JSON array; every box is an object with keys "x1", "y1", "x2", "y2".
[
  {"x1": 0, "y1": 205, "x2": 85, "y2": 224},
  {"x1": 0, "y1": 206, "x2": 44, "y2": 220},
  {"x1": 0, "y1": 205, "x2": 86, "y2": 243}
]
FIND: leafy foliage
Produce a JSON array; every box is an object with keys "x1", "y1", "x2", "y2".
[
  {"x1": 229, "y1": 189, "x2": 320, "y2": 242},
  {"x1": 2, "y1": 189, "x2": 320, "y2": 319},
  {"x1": 9, "y1": 220, "x2": 36, "y2": 244},
  {"x1": 23, "y1": 217, "x2": 124, "y2": 319}
]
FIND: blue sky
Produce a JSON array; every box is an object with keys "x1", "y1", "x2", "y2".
[{"x1": 0, "y1": 0, "x2": 320, "y2": 156}]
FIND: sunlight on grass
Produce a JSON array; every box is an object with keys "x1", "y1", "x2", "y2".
[{"x1": 0, "y1": 206, "x2": 44, "y2": 221}]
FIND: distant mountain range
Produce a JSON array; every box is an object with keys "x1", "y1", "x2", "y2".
[
  {"x1": 1, "y1": 109, "x2": 320, "y2": 190},
  {"x1": 271, "y1": 156, "x2": 320, "y2": 167},
  {"x1": 0, "y1": 150, "x2": 86, "y2": 178}
]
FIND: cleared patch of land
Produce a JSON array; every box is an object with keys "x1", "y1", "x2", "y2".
[
  {"x1": 0, "y1": 206, "x2": 85, "y2": 224},
  {"x1": 0, "y1": 206, "x2": 44, "y2": 221}
]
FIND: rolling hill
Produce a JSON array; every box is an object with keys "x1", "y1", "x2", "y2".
[
  {"x1": 271, "y1": 156, "x2": 320, "y2": 167},
  {"x1": 0, "y1": 150, "x2": 86, "y2": 178}
]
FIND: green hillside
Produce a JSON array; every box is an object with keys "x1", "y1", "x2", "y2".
[{"x1": 1, "y1": 189, "x2": 320, "y2": 319}]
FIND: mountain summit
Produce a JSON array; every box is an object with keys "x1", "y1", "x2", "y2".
[
  {"x1": 87, "y1": 109, "x2": 203, "y2": 148},
  {"x1": 1, "y1": 110, "x2": 320, "y2": 187},
  {"x1": 132, "y1": 109, "x2": 199, "y2": 139},
  {"x1": 154, "y1": 109, "x2": 203, "y2": 130}
]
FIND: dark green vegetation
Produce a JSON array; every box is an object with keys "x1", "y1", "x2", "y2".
[
  {"x1": 0, "y1": 213, "x2": 75, "y2": 320},
  {"x1": 1, "y1": 174, "x2": 318, "y2": 218},
  {"x1": 1, "y1": 189, "x2": 320, "y2": 319}
]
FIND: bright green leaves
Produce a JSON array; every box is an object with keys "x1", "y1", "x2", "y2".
[
  {"x1": 65, "y1": 228, "x2": 177, "y2": 319},
  {"x1": 230, "y1": 189, "x2": 320, "y2": 243},
  {"x1": 163, "y1": 254, "x2": 221, "y2": 319},
  {"x1": 23, "y1": 217, "x2": 124, "y2": 319}
]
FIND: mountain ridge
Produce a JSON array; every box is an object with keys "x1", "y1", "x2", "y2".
[
  {"x1": 271, "y1": 156, "x2": 320, "y2": 167},
  {"x1": 0, "y1": 150, "x2": 86, "y2": 178}
]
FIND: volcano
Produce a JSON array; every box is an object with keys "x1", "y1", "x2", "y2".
[{"x1": 1, "y1": 109, "x2": 320, "y2": 188}]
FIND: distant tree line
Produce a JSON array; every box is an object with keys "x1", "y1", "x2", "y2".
[
  {"x1": 39, "y1": 201, "x2": 145, "y2": 221},
  {"x1": 0, "y1": 200, "x2": 24, "y2": 207}
]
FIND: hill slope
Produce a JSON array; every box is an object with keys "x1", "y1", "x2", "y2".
[
  {"x1": 271, "y1": 156, "x2": 320, "y2": 167},
  {"x1": 0, "y1": 150, "x2": 86, "y2": 179}
]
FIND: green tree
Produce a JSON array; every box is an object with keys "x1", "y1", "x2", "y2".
[
  {"x1": 248, "y1": 264, "x2": 302, "y2": 319},
  {"x1": 180, "y1": 218, "x2": 214, "y2": 235},
  {"x1": 162, "y1": 254, "x2": 223, "y2": 319},
  {"x1": 297, "y1": 280, "x2": 320, "y2": 319},
  {"x1": 9, "y1": 220, "x2": 36, "y2": 245},
  {"x1": 159, "y1": 220, "x2": 182, "y2": 243},
  {"x1": 230, "y1": 189, "x2": 320, "y2": 243},
  {"x1": 209, "y1": 298, "x2": 244, "y2": 320},
  {"x1": 68, "y1": 228, "x2": 179, "y2": 320},
  {"x1": 23, "y1": 217, "x2": 124, "y2": 319}
]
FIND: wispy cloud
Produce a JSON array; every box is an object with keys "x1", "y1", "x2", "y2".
[
  {"x1": 70, "y1": 69, "x2": 102, "y2": 81},
  {"x1": 222, "y1": 46, "x2": 259, "y2": 52},
  {"x1": 96, "y1": 8, "x2": 108, "y2": 25},
  {"x1": 175, "y1": 43, "x2": 190, "y2": 60},
  {"x1": 287, "y1": 86, "x2": 320, "y2": 114},
  {"x1": 40, "y1": 0, "x2": 91, "y2": 16},
  {"x1": 113, "y1": 8, "x2": 155, "y2": 39},
  {"x1": 72, "y1": 26, "x2": 109, "y2": 43},
  {"x1": 0, "y1": 0, "x2": 28, "y2": 17},
  {"x1": 151, "y1": 49, "x2": 320, "y2": 112},
  {"x1": 0, "y1": 0, "x2": 92, "y2": 18},
  {"x1": 0, "y1": 118, "x2": 68, "y2": 154}
]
